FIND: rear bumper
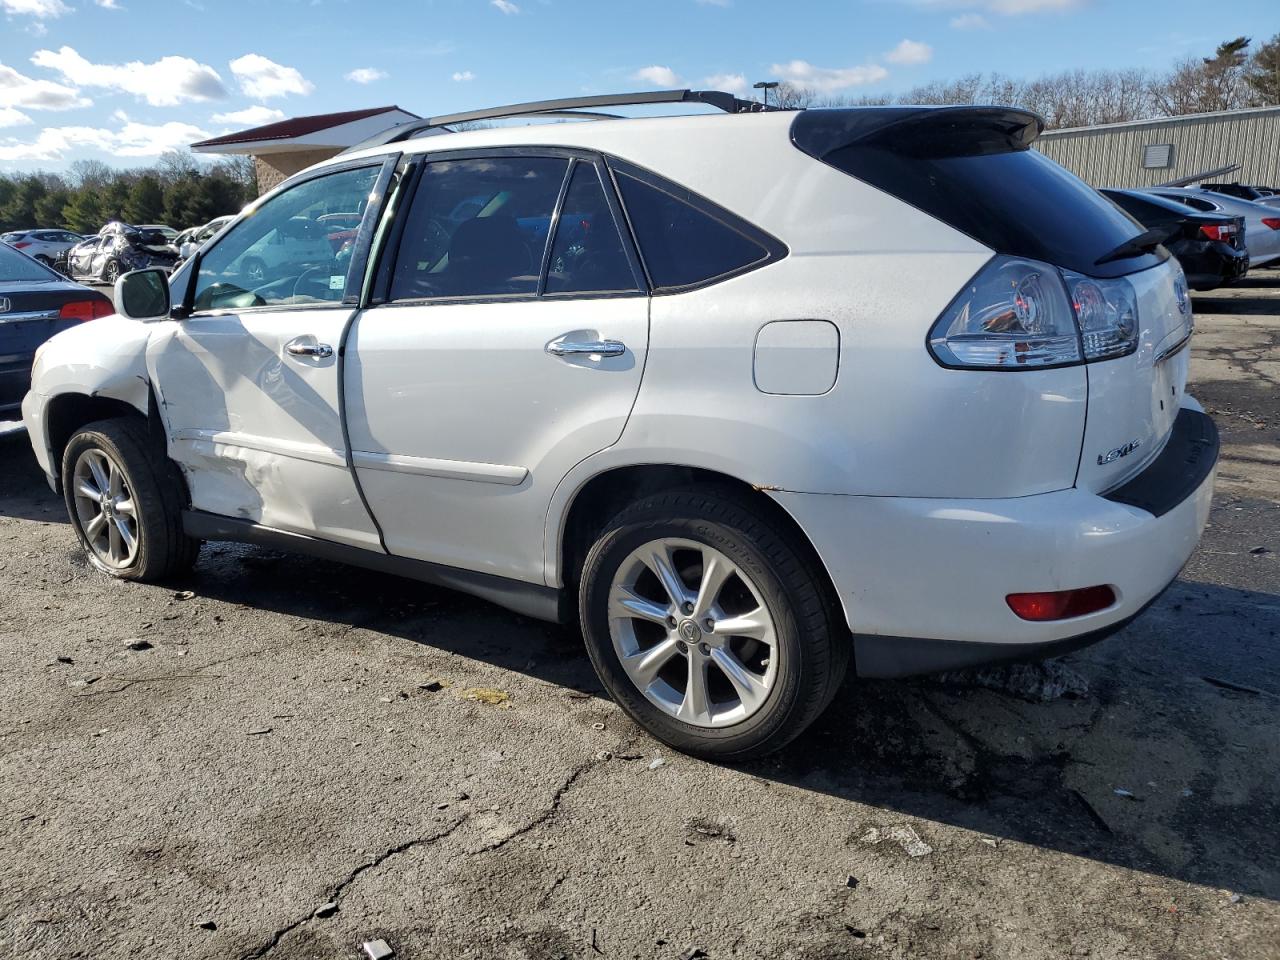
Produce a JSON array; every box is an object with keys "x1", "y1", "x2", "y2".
[
  {"x1": 1177, "y1": 243, "x2": 1249, "y2": 289},
  {"x1": 771, "y1": 403, "x2": 1218, "y2": 677}
]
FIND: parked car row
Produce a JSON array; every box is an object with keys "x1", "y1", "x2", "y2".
[
  {"x1": 1101, "y1": 182, "x2": 1280, "y2": 291},
  {"x1": 4, "y1": 216, "x2": 238, "y2": 283}
]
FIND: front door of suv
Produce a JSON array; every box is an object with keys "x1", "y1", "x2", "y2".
[
  {"x1": 149, "y1": 159, "x2": 394, "y2": 548},
  {"x1": 344, "y1": 152, "x2": 649, "y2": 583}
]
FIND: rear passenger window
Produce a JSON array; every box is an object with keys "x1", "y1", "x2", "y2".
[
  {"x1": 545, "y1": 163, "x2": 638, "y2": 295},
  {"x1": 390, "y1": 157, "x2": 569, "y2": 301},
  {"x1": 612, "y1": 165, "x2": 778, "y2": 290}
]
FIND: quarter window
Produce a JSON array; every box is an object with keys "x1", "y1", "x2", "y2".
[
  {"x1": 612, "y1": 166, "x2": 775, "y2": 290},
  {"x1": 545, "y1": 163, "x2": 639, "y2": 295},
  {"x1": 389, "y1": 156, "x2": 569, "y2": 301},
  {"x1": 192, "y1": 164, "x2": 379, "y2": 312}
]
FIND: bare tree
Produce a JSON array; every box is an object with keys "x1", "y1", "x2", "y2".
[{"x1": 1245, "y1": 33, "x2": 1280, "y2": 105}]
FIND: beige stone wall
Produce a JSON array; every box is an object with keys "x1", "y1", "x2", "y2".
[{"x1": 253, "y1": 149, "x2": 342, "y2": 194}]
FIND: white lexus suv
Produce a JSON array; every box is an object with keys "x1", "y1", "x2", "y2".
[{"x1": 22, "y1": 91, "x2": 1218, "y2": 759}]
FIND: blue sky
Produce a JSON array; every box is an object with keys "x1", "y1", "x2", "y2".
[{"x1": 0, "y1": 0, "x2": 1276, "y2": 172}]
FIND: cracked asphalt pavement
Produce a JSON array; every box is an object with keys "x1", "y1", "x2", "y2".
[{"x1": 2, "y1": 273, "x2": 1278, "y2": 960}]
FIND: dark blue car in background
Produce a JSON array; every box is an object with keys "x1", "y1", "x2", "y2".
[{"x1": 0, "y1": 243, "x2": 112, "y2": 431}]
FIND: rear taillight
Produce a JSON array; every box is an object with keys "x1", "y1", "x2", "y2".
[
  {"x1": 12, "y1": 241, "x2": 31, "y2": 249},
  {"x1": 1063, "y1": 269, "x2": 1138, "y2": 362},
  {"x1": 928, "y1": 255, "x2": 1137, "y2": 370},
  {"x1": 1262, "y1": 217, "x2": 1280, "y2": 231},
  {"x1": 59, "y1": 299, "x2": 113, "y2": 322},
  {"x1": 1006, "y1": 586, "x2": 1116, "y2": 621},
  {"x1": 1199, "y1": 223, "x2": 1237, "y2": 241}
]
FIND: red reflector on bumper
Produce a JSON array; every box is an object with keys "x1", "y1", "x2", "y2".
[{"x1": 1006, "y1": 586, "x2": 1116, "y2": 621}]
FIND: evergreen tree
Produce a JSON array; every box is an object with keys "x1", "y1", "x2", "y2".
[
  {"x1": 0, "y1": 177, "x2": 48, "y2": 231},
  {"x1": 61, "y1": 190, "x2": 106, "y2": 234},
  {"x1": 125, "y1": 175, "x2": 166, "y2": 225},
  {"x1": 34, "y1": 189, "x2": 72, "y2": 229}
]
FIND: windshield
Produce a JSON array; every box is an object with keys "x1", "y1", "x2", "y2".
[{"x1": 0, "y1": 242, "x2": 60, "y2": 281}]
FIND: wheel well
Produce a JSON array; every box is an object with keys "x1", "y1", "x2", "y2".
[
  {"x1": 45, "y1": 394, "x2": 146, "y2": 486},
  {"x1": 559, "y1": 465, "x2": 837, "y2": 603}
]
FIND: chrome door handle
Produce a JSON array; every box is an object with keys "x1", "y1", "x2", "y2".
[
  {"x1": 545, "y1": 338, "x2": 625, "y2": 358},
  {"x1": 285, "y1": 339, "x2": 334, "y2": 360}
]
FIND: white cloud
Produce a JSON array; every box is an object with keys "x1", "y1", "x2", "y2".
[
  {"x1": 211, "y1": 105, "x2": 285, "y2": 126},
  {"x1": 0, "y1": 106, "x2": 31, "y2": 127},
  {"x1": 491, "y1": 0, "x2": 518, "y2": 12},
  {"x1": 0, "y1": 119, "x2": 210, "y2": 161},
  {"x1": 229, "y1": 54, "x2": 313, "y2": 99},
  {"x1": 32, "y1": 46, "x2": 227, "y2": 106},
  {"x1": 987, "y1": 0, "x2": 1083, "y2": 11},
  {"x1": 0, "y1": 0, "x2": 68, "y2": 17},
  {"x1": 908, "y1": 0, "x2": 1084, "y2": 14},
  {"x1": 93, "y1": 0, "x2": 122, "y2": 8},
  {"x1": 0, "y1": 61, "x2": 89, "y2": 111},
  {"x1": 451, "y1": 70, "x2": 475, "y2": 82},
  {"x1": 633, "y1": 65, "x2": 681, "y2": 88},
  {"x1": 950, "y1": 12, "x2": 990, "y2": 28},
  {"x1": 704, "y1": 72, "x2": 747, "y2": 95},
  {"x1": 345, "y1": 67, "x2": 386, "y2": 85},
  {"x1": 884, "y1": 39, "x2": 933, "y2": 65},
  {"x1": 768, "y1": 59, "x2": 888, "y2": 93},
  {"x1": 113, "y1": 120, "x2": 210, "y2": 156}
]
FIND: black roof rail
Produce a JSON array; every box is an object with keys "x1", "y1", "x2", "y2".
[{"x1": 342, "y1": 89, "x2": 777, "y2": 155}]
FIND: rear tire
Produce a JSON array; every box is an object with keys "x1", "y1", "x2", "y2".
[
  {"x1": 62, "y1": 417, "x2": 199, "y2": 581},
  {"x1": 578, "y1": 487, "x2": 848, "y2": 760}
]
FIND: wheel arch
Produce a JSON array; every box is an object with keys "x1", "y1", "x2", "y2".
[
  {"x1": 44, "y1": 389, "x2": 163, "y2": 493},
  {"x1": 552, "y1": 462, "x2": 841, "y2": 621}
]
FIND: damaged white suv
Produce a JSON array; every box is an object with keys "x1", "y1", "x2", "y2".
[{"x1": 23, "y1": 91, "x2": 1217, "y2": 759}]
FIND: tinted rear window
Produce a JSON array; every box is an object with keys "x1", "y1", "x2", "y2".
[
  {"x1": 611, "y1": 163, "x2": 783, "y2": 291},
  {"x1": 798, "y1": 110, "x2": 1162, "y2": 278}
]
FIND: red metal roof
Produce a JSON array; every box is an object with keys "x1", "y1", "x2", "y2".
[{"x1": 192, "y1": 106, "x2": 418, "y2": 148}]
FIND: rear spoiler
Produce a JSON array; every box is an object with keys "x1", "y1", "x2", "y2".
[{"x1": 791, "y1": 106, "x2": 1044, "y2": 161}]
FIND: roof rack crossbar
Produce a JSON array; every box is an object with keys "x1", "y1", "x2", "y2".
[{"x1": 343, "y1": 89, "x2": 774, "y2": 154}]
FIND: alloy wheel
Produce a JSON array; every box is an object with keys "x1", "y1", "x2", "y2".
[
  {"x1": 103, "y1": 262, "x2": 118, "y2": 284},
  {"x1": 71, "y1": 447, "x2": 139, "y2": 570},
  {"x1": 608, "y1": 538, "x2": 778, "y2": 728}
]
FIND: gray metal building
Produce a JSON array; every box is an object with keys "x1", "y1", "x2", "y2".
[{"x1": 1034, "y1": 105, "x2": 1280, "y2": 189}]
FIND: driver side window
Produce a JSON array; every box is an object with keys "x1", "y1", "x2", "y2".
[{"x1": 192, "y1": 164, "x2": 379, "y2": 312}]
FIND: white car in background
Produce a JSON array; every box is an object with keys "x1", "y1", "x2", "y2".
[
  {"x1": 1, "y1": 229, "x2": 85, "y2": 269},
  {"x1": 228, "y1": 216, "x2": 340, "y2": 285},
  {"x1": 176, "y1": 215, "x2": 236, "y2": 263},
  {"x1": 21, "y1": 91, "x2": 1218, "y2": 759}
]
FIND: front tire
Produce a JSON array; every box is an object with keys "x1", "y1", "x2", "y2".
[
  {"x1": 62, "y1": 418, "x2": 199, "y2": 581},
  {"x1": 101, "y1": 260, "x2": 120, "y2": 285},
  {"x1": 579, "y1": 488, "x2": 848, "y2": 760}
]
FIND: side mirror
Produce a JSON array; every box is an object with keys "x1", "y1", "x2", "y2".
[{"x1": 113, "y1": 268, "x2": 171, "y2": 322}]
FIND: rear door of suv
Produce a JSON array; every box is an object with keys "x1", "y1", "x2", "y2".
[{"x1": 343, "y1": 150, "x2": 649, "y2": 583}]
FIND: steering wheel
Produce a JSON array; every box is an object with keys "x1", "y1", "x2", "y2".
[
  {"x1": 194, "y1": 282, "x2": 266, "y2": 312},
  {"x1": 292, "y1": 265, "x2": 341, "y2": 301}
]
